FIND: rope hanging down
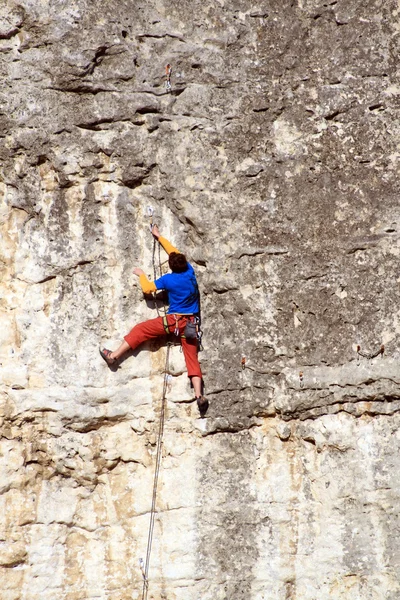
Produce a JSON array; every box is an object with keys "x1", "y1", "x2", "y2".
[
  {"x1": 152, "y1": 236, "x2": 166, "y2": 317},
  {"x1": 141, "y1": 342, "x2": 171, "y2": 600},
  {"x1": 141, "y1": 207, "x2": 171, "y2": 600},
  {"x1": 147, "y1": 205, "x2": 167, "y2": 318}
]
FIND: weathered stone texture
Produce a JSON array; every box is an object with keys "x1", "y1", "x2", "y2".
[{"x1": 1, "y1": 0, "x2": 400, "y2": 598}]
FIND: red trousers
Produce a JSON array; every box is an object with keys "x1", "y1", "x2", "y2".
[{"x1": 124, "y1": 314, "x2": 202, "y2": 379}]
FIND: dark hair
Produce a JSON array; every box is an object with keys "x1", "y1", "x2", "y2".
[{"x1": 169, "y1": 252, "x2": 188, "y2": 273}]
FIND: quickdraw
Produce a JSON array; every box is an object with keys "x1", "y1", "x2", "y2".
[
  {"x1": 139, "y1": 558, "x2": 147, "y2": 589},
  {"x1": 356, "y1": 344, "x2": 384, "y2": 360},
  {"x1": 165, "y1": 63, "x2": 172, "y2": 92},
  {"x1": 174, "y1": 314, "x2": 179, "y2": 337},
  {"x1": 147, "y1": 205, "x2": 154, "y2": 232},
  {"x1": 161, "y1": 314, "x2": 182, "y2": 336}
]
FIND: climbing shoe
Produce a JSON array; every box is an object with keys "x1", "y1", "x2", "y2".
[
  {"x1": 99, "y1": 347, "x2": 116, "y2": 365},
  {"x1": 196, "y1": 396, "x2": 209, "y2": 417}
]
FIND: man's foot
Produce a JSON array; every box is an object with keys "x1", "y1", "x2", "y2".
[
  {"x1": 196, "y1": 396, "x2": 209, "y2": 417},
  {"x1": 99, "y1": 347, "x2": 116, "y2": 365}
]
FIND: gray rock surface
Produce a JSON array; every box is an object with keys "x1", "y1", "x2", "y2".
[{"x1": 1, "y1": 0, "x2": 400, "y2": 598}]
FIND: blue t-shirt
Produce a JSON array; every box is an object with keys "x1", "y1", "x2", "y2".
[{"x1": 155, "y1": 263, "x2": 200, "y2": 314}]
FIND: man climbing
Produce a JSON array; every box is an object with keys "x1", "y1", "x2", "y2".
[{"x1": 100, "y1": 225, "x2": 208, "y2": 416}]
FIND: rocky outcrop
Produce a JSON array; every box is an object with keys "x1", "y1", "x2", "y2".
[{"x1": 1, "y1": 0, "x2": 400, "y2": 598}]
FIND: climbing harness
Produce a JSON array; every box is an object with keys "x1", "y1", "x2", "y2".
[
  {"x1": 161, "y1": 313, "x2": 202, "y2": 343},
  {"x1": 356, "y1": 344, "x2": 384, "y2": 365},
  {"x1": 165, "y1": 63, "x2": 172, "y2": 92},
  {"x1": 161, "y1": 314, "x2": 170, "y2": 334}
]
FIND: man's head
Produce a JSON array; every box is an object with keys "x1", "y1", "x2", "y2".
[{"x1": 169, "y1": 252, "x2": 188, "y2": 273}]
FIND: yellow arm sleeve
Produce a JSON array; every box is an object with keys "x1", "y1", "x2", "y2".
[
  {"x1": 139, "y1": 274, "x2": 157, "y2": 294},
  {"x1": 158, "y1": 236, "x2": 180, "y2": 255}
]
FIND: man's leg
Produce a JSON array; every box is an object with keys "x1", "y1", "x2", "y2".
[
  {"x1": 180, "y1": 336, "x2": 202, "y2": 380},
  {"x1": 109, "y1": 340, "x2": 131, "y2": 361},
  {"x1": 101, "y1": 316, "x2": 173, "y2": 363},
  {"x1": 191, "y1": 376, "x2": 202, "y2": 398},
  {"x1": 180, "y1": 336, "x2": 208, "y2": 415}
]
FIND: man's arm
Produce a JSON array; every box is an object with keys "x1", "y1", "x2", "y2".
[
  {"x1": 151, "y1": 225, "x2": 180, "y2": 255},
  {"x1": 133, "y1": 268, "x2": 157, "y2": 294},
  {"x1": 133, "y1": 225, "x2": 179, "y2": 294}
]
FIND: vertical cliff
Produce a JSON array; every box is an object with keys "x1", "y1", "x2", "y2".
[{"x1": 1, "y1": 1, "x2": 400, "y2": 598}]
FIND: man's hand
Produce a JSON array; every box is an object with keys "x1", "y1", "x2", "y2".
[
  {"x1": 151, "y1": 225, "x2": 160, "y2": 239},
  {"x1": 133, "y1": 267, "x2": 145, "y2": 277}
]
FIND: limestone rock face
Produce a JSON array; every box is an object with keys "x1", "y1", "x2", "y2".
[{"x1": 1, "y1": 0, "x2": 400, "y2": 598}]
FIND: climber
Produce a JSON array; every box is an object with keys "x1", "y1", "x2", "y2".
[{"x1": 99, "y1": 225, "x2": 208, "y2": 416}]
